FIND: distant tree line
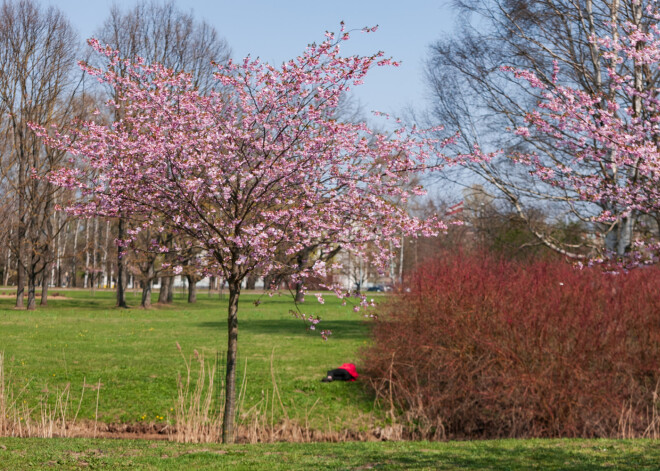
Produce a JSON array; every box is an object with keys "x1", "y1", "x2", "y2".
[{"x1": 0, "y1": 0, "x2": 230, "y2": 309}]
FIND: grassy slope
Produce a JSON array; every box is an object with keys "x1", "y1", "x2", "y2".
[
  {"x1": 1, "y1": 438, "x2": 660, "y2": 470},
  {"x1": 0, "y1": 289, "x2": 377, "y2": 429}
]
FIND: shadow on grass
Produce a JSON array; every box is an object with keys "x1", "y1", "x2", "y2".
[{"x1": 198, "y1": 318, "x2": 369, "y2": 339}]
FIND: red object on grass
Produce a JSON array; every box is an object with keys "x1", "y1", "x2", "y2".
[{"x1": 340, "y1": 363, "x2": 359, "y2": 380}]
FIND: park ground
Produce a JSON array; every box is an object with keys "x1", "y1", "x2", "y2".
[
  {"x1": 1, "y1": 289, "x2": 659, "y2": 469},
  {"x1": 1, "y1": 438, "x2": 660, "y2": 470}
]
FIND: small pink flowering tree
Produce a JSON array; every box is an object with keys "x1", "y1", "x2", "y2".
[
  {"x1": 505, "y1": 6, "x2": 660, "y2": 262},
  {"x1": 41, "y1": 27, "x2": 450, "y2": 442}
]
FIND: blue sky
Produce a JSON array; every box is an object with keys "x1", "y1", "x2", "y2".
[{"x1": 46, "y1": 0, "x2": 456, "y2": 123}]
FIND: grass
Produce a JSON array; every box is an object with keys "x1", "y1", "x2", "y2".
[
  {"x1": 2, "y1": 288, "x2": 659, "y2": 469},
  {"x1": 0, "y1": 288, "x2": 377, "y2": 430},
  {"x1": 1, "y1": 437, "x2": 660, "y2": 470}
]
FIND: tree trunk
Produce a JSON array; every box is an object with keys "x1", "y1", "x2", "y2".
[
  {"x1": 42, "y1": 202, "x2": 54, "y2": 305},
  {"x1": 40, "y1": 266, "x2": 49, "y2": 306},
  {"x1": 187, "y1": 275, "x2": 197, "y2": 303},
  {"x1": 141, "y1": 279, "x2": 152, "y2": 308},
  {"x1": 222, "y1": 277, "x2": 241, "y2": 443},
  {"x1": 26, "y1": 266, "x2": 37, "y2": 311},
  {"x1": 246, "y1": 272, "x2": 258, "y2": 290},
  {"x1": 398, "y1": 233, "x2": 404, "y2": 284},
  {"x1": 91, "y1": 218, "x2": 98, "y2": 295},
  {"x1": 4, "y1": 236, "x2": 11, "y2": 286},
  {"x1": 15, "y1": 243, "x2": 25, "y2": 308},
  {"x1": 83, "y1": 220, "x2": 90, "y2": 288},
  {"x1": 52, "y1": 233, "x2": 58, "y2": 288},
  {"x1": 101, "y1": 220, "x2": 109, "y2": 288},
  {"x1": 71, "y1": 219, "x2": 80, "y2": 288},
  {"x1": 116, "y1": 217, "x2": 128, "y2": 308},
  {"x1": 167, "y1": 275, "x2": 174, "y2": 303},
  {"x1": 294, "y1": 282, "x2": 305, "y2": 302},
  {"x1": 15, "y1": 161, "x2": 25, "y2": 308},
  {"x1": 56, "y1": 257, "x2": 62, "y2": 287},
  {"x1": 294, "y1": 248, "x2": 311, "y2": 302},
  {"x1": 158, "y1": 276, "x2": 170, "y2": 303}
]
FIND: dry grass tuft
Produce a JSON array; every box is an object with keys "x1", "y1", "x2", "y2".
[{"x1": 0, "y1": 352, "x2": 86, "y2": 438}]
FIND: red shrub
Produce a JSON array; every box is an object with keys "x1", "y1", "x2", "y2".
[{"x1": 361, "y1": 251, "x2": 660, "y2": 439}]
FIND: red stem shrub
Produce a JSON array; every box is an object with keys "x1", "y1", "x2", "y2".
[{"x1": 361, "y1": 251, "x2": 660, "y2": 439}]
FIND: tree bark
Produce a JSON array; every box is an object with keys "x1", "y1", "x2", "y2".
[
  {"x1": 246, "y1": 272, "x2": 258, "y2": 290},
  {"x1": 294, "y1": 248, "x2": 311, "y2": 302},
  {"x1": 186, "y1": 275, "x2": 197, "y2": 303},
  {"x1": 54, "y1": 220, "x2": 60, "y2": 287},
  {"x1": 83, "y1": 220, "x2": 90, "y2": 288},
  {"x1": 294, "y1": 283, "x2": 305, "y2": 302},
  {"x1": 40, "y1": 266, "x2": 49, "y2": 306},
  {"x1": 91, "y1": 217, "x2": 98, "y2": 295},
  {"x1": 222, "y1": 277, "x2": 241, "y2": 443},
  {"x1": 158, "y1": 276, "x2": 170, "y2": 303},
  {"x1": 15, "y1": 180, "x2": 25, "y2": 308},
  {"x1": 167, "y1": 275, "x2": 174, "y2": 303},
  {"x1": 398, "y1": 233, "x2": 404, "y2": 284},
  {"x1": 26, "y1": 267, "x2": 37, "y2": 311},
  {"x1": 101, "y1": 220, "x2": 109, "y2": 288},
  {"x1": 16, "y1": 257, "x2": 25, "y2": 308},
  {"x1": 116, "y1": 217, "x2": 128, "y2": 308},
  {"x1": 71, "y1": 219, "x2": 80, "y2": 288},
  {"x1": 3, "y1": 241, "x2": 10, "y2": 287},
  {"x1": 141, "y1": 279, "x2": 152, "y2": 308}
]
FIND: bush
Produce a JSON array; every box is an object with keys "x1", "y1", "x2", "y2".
[{"x1": 361, "y1": 251, "x2": 660, "y2": 439}]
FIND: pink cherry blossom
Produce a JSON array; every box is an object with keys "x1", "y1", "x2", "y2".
[
  {"x1": 37, "y1": 26, "x2": 470, "y2": 442},
  {"x1": 504, "y1": 10, "x2": 660, "y2": 264}
]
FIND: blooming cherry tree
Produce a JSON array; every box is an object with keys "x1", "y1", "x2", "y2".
[
  {"x1": 505, "y1": 6, "x2": 660, "y2": 262},
  {"x1": 41, "y1": 26, "x2": 450, "y2": 442}
]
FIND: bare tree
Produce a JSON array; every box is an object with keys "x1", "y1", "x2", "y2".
[
  {"x1": 0, "y1": 0, "x2": 83, "y2": 309},
  {"x1": 426, "y1": 0, "x2": 653, "y2": 258},
  {"x1": 94, "y1": 0, "x2": 231, "y2": 308}
]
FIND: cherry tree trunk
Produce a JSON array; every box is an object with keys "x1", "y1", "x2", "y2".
[
  {"x1": 187, "y1": 275, "x2": 197, "y2": 304},
  {"x1": 167, "y1": 276, "x2": 174, "y2": 303},
  {"x1": 245, "y1": 272, "x2": 258, "y2": 290},
  {"x1": 141, "y1": 280, "x2": 152, "y2": 308},
  {"x1": 158, "y1": 276, "x2": 171, "y2": 303},
  {"x1": 294, "y1": 248, "x2": 311, "y2": 302},
  {"x1": 294, "y1": 282, "x2": 304, "y2": 303},
  {"x1": 140, "y1": 264, "x2": 154, "y2": 309},
  {"x1": 222, "y1": 277, "x2": 241, "y2": 443}
]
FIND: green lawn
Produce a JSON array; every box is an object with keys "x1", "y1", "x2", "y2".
[
  {"x1": 2, "y1": 289, "x2": 659, "y2": 469},
  {"x1": 0, "y1": 288, "x2": 377, "y2": 430},
  {"x1": 1, "y1": 437, "x2": 659, "y2": 470}
]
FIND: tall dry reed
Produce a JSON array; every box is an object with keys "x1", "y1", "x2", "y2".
[{"x1": 0, "y1": 352, "x2": 86, "y2": 438}]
